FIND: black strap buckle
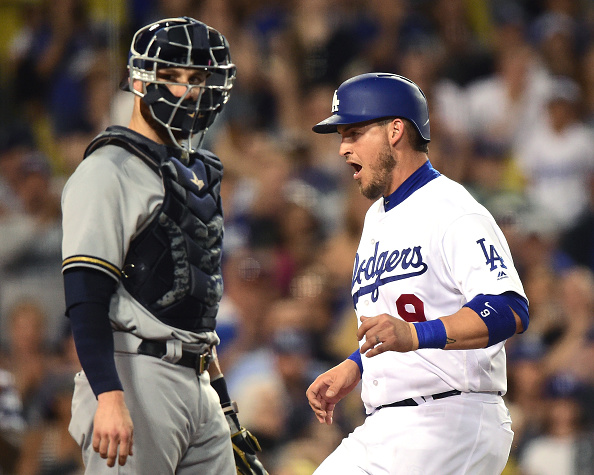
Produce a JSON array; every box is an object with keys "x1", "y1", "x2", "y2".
[
  {"x1": 137, "y1": 339, "x2": 212, "y2": 374},
  {"x1": 196, "y1": 350, "x2": 213, "y2": 374}
]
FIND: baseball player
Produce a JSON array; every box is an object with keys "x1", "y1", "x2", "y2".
[
  {"x1": 306, "y1": 73, "x2": 530, "y2": 474},
  {"x1": 61, "y1": 17, "x2": 267, "y2": 474}
]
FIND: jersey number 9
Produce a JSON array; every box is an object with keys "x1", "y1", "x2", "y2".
[{"x1": 396, "y1": 294, "x2": 427, "y2": 322}]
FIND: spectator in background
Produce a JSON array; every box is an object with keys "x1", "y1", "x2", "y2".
[
  {"x1": 352, "y1": 0, "x2": 433, "y2": 75},
  {"x1": 464, "y1": 43, "x2": 551, "y2": 155},
  {"x1": 0, "y1": 300, "x2": 51, "y2": 427},
  {"x1": 515, "y1": 76, "x2": 594, "y2": 234},
  {"x1": 429, "y1": 0, "x2": 494, "y2": 88},
  {"x1": 398, "y1": 39, "x2": 473, "y2": 184},
  {"x1": 0, "y1": 124, "x2": 36, "y2": 216},
  {"x1": 0, "y1": 152, "x2": 64, "y2": 345},
  {"x1": 582, "y1": 44, "x2": 594, "y2": 128},
  {"x1": 519, "y1": 373, "x2": 594, "y2": 475},
  {"x1": 317, "y1": 182, "x2": 369, "y2": 363},
  {"x1": 558, "y1": 173, "x2": 594, "y2": 274},
  {"x1": 0, "y1": 368, "x2": 26, "y2": 475},
  {"x1": 541, "y1": 267, "x2": 594, "y2": 384},
  {"x1": 9, "y1": 0, "x2": 106, "y2": 137},
  {"x1": 530, "y1": 3, "x2": 589, "y2": 80},
  {"x1": 516, "y1": 264, "x2": 563, "y2": 346},
  {"x1": 217, "y1": 249, "x2": 281, "y2": 373},
  {"x1": 505, "y1": 335, "x2": 548, "y2": 469},
  {"x1": 15, "y1": 372, "x2": 83, "y2": 475},
  {"x1": 465, "y1": 138, "x2": 526, "y2": 221},
  {"x1": 280, "y1": 0, "x2": 363, "y2": 93}
]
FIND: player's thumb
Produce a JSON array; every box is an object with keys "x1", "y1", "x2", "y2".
[{"x1": 325, "y1": 377, "x2": 345, "y2": 398}]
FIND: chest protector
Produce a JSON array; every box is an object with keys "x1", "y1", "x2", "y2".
[{"x1": 85, "y1": 126, "x2": 223, "y2": 332}]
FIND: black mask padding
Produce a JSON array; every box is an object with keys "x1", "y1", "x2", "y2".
[{"x1": 142, "y1": 83, "x2": 200, "y2": 135}]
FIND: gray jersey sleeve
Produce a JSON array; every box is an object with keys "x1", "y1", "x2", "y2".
[{"x1": 61, "y1": 145, "x2": 163, "y2": 280}]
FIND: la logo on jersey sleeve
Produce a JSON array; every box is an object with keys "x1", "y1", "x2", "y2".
[{"x1": 476, "y1": 238, "x2": 508, "y2": 280}]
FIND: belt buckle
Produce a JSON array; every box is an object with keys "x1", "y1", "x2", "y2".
[{"x1": 197, "y1": 348, "x2": 213, "y2": 374}]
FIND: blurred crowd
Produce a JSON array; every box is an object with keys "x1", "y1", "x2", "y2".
[{"x1": 1, "y1": 0, "x2": 594, "y2": 474}]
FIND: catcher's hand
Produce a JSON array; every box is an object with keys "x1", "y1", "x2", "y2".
[
  {"x1": 231, "y1": 426, "x2": 268, "y2": 475},
  {"x1": 223, "y1": 402, "x2": 269, "y2": 475}
]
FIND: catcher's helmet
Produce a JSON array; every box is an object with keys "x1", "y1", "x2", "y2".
[
  {"x1": 312, "y1": 73, "x2": 430, "y2": 142},
  {"x1": 124, "y1": 17, "x2": 236, "y2": 151}
]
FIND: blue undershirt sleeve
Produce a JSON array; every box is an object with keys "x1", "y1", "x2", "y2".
[
  {"x1": 347, "y1": 348, "x2": 363, "y2": 375},
  {"x1": 64, "y1": 268, "x2": 123, "y2": 397}
]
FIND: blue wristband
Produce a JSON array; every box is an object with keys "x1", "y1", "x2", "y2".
[
  {"x1": 347, "y1": 349, "x2": 363, "y2": 375},
  {"x1": 413, "y1": 319, "x2": 447, "y2": 349}
]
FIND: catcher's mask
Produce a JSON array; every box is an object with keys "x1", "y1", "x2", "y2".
[
  {"x1": 312, "y1": 72, "x2": 430, "y2": 142},
  {"x1": 123, "y1": 17, "x2": 236, "y2": 151}
]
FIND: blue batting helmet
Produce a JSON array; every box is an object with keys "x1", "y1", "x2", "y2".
[{"x1": 312, "y1": 73, "x2": 430, "y2": 142}]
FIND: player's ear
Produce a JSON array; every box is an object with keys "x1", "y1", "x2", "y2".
[
  {"x1": 388, "y1": 118, "x2": 404, "y2": 144},
  {"x1": 132, "y1": 79, "x2": 143, "y2": 93}
]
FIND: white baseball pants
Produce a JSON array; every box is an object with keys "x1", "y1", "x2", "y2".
[{"x1": 314, "y1": 392, "x2": 513, "y2": 475}]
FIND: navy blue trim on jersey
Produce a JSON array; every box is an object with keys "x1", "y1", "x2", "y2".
[
  {"x1": 383, "y1": 160, "x2": 440, "y2": 212},
  {"x1": 347, "y1": 348, "x2": 363, "y2": 375}
]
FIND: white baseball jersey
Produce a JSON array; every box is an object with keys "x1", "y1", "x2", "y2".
[
  {"x1": 61, "y1": 144, "x2": 218, "y2": 348},
  {"x1": 352, "y1": 164, "x2": 526, "y2": 414}
]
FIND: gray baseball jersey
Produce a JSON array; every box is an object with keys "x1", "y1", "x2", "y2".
[{"x1": 62, "y1": 139, "x2": 234, "y2": 474}]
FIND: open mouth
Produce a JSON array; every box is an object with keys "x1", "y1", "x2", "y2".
[{"x1": 351, "y1": 163, "x2": 362, "y2": 179}]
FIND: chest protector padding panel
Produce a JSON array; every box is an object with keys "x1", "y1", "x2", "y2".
[{"x1": 85, "y1": 126, "x2": 223, "y2": 332}]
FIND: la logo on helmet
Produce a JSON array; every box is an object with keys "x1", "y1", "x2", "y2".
[{"x1": 331, "y1": 90, "x2": 340, "y2": 112}]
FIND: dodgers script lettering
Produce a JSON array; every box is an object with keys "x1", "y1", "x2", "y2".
[{"x1": 352, "y1": 241, "x2": 428, "y2": 306}]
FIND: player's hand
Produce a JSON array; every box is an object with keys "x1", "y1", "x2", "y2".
[
  {"x1": 358, "y1": 314, "x2": 418, "y2": 356},
  {"x1": 306, "y1": 359, "x2": 361, "y2": 425},
  {"x1": 93, "y1": 390, "x2": 134, "y2": 467}
]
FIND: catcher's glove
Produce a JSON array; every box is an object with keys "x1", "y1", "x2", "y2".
[{"x1": 222, "y1": 401, "x2": 269, "y2": 475}]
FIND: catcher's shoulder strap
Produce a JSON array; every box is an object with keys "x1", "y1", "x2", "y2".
[{"x1": 84, "y1": 125, "x2": 166, "y2": 173}]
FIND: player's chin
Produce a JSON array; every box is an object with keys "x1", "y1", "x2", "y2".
[{"x1": 360, "y1": 183, "x2": 383, "y2": 201}]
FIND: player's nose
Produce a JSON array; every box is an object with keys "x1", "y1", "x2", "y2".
[
  {"x1": 169, "y1": 84, "x2": 189, "y2": 98},
  {"x1": 339, "y1": 140, "x2": 352, "y2": 158}
]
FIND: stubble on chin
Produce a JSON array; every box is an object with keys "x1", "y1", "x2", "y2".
[
  {"x1": 359, "y1": 145, "x2": 395, "y2": 201},
  {"x1": 139, "y1": 99, "x2": 177, "y2": 146}
]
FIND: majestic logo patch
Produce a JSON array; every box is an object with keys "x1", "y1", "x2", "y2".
[
  {"x1": 351, "y1": 241, "x2": 428, "y2": 306},
  {"x1": 331, "y1": 90, "x2": 340, "y2": 113}
]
